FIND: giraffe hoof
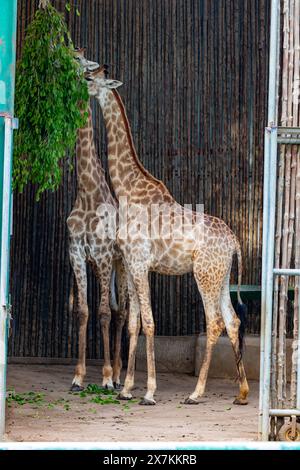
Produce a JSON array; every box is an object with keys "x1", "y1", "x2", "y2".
[
  {"x1": 233, "y1": 397, "x2": 248, "y2": 405},
  {"x1": 113, "y1": 382, "x2": 122, "y2": 391},
  {"x1": 70, "y1": 384, "x2": 84, "y2": 392},
  {"x1": 105, "y1": 384, "x2": 115, "y2": 392},
  {"x1": 117, "y1": 393, "x2": 133, "y2": 401},
  {"x1": 139, "y1": 397, "x2": 156, "y2": 406},
  {"x1": 184, "y1": 397, "x2": 199, "y2": 405}
]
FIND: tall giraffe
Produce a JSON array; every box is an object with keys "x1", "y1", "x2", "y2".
[
  {"x1": 86, "y1": 68, "x2": 249, "y2": 406},
  {"x1": 67, "y1": 51, "x2": 127, "y2": 391}
]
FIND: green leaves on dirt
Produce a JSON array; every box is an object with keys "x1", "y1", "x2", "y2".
[
  {"x1": 90, "y1": 396, "x2": 120, "y2": 405},
  {"x1": 6, "y1": 390, "x2": 70, "y2": 411},
  {"x1": 6, "y1": 390, "x2": 45, "y2": 407},
  {"x1": 6, "y1": 384, "x2": 137, "y2": 411},
  {"x1": 79, "y1": 383, "x2": 120, "y2": 405},
  {"x1": 13, "y1": 3, "x2": 88, "y2": 199},
  {"x1": 81, "y1": 383, "x2": 116, "y2": 396},
  {"x1": 6, "y1": 390, "x2": 72, "y2": 411}
]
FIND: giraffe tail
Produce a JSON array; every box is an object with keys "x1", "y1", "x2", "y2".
[
  {"x1": 110, "y1": 268, "x2": 119, "y2": 312},
  {"x1": 235, "y1": 240, "x2": 247, "y2": 358},
  {"x1": 69, "y1": 278, "x2": 74, "y2": 315}
]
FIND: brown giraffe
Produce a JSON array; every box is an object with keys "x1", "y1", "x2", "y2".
[
  {"x1": 67, "y1": 51, "x2": 127, "y2": 391},
  {"x1": 86, "y1": 68, "x2": 249, "y2": 406}
]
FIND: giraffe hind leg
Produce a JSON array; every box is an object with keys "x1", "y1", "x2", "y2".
[
  {"x1": 69, "y1": 249, "x2": 88, "y2": 392},
  {"x1": 186, "y1": 263, "x2": 225, "y2": 403},
  {"x1": 220, "y1": 272, "x2": 249, "y2": 405},
  {"x1": 186, "y1": 308, "x2": 224, "y2": 404},
  {"x1": 96, "y1": 257, "x2": 115, "y2": 391}
]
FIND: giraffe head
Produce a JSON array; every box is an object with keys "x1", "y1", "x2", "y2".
[
  {"x1": 73, "y1": 47, "x2": 99, "y2": 72},
  {"x1": 86, "y1": 66, "x2": 123, "y2": 99}
]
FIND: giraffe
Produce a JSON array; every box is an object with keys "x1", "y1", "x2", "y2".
[
  {"x1": 67, "y1": 51, "x2": 127, "y2": 392},
  {"x1": 86, "y1": 67, "x2": 249, "y2": 406}
]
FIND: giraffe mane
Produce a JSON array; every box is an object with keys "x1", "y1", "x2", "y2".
[{"x1": 112, "y1": 89, "x2": 165, "y2": 187}]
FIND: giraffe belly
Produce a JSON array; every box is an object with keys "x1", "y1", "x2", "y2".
[
  {"x1": 151, "y1": 263, "x2": 193, "y2": 276},
  {"x1": 150, "y1": 243, "x2": 194, "y2": 275}
]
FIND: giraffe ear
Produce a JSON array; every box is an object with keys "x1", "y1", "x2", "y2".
[{"x1": 104, "y1": 79, "x2": 123, "y2": 89}]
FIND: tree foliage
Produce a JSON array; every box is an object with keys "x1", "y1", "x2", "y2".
[{"x1": 13, "y1": 3, "x2": 88, "y2": 199}]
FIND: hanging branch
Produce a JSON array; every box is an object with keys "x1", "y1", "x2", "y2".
[{"x1": 13, "y1": 2, "x2": 88, "y2": 199}]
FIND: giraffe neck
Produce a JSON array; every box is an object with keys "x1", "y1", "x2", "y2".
[
  {"x1": 76, "y1": 103, "x2": 103, "y2": 192},
  {"x1": 97, "y1": 89, "x2": 169, "y2": 200}
]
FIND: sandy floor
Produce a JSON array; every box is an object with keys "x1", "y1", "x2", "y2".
[{"x1": 5, "y1": 365, "x2": 258, "y2": 442}]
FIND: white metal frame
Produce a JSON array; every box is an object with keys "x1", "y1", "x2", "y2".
[
  {"x1": 0, "y1": 115, "x2": 15, "y2": 438},
  {"x1": 259, "y1": 0, "x2": 300, "y2": 440}
]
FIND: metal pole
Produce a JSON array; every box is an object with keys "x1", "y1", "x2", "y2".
[
  {"x1": 259, "y1": 0, "x2": 280, "y2": 440},
  {"x1": 261, "y1": 127, "x2": 278, "y2": 440},
  {"x1": 269, "y1": 409, "x2": 300, "y2": 417},
  {"x1": 0, "y1": 0, "x2": 18, "y2": 440},
  {"x1": 297, "y1": 290, "x2": 300, "y2": 410},
  {"x1": 273, "y1": 269, "x2": 300, "y2": 276},
  {"x1": 259, "y1": 125, "x2": 271, "y2": 437}
]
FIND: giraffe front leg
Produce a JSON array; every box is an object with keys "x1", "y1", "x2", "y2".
[
  {"x1": 98, "y1": 261, "x2": 114, "y2": 390},
  {"x1": 118, "y1": 271, "x2": 140, "y2": 400},
  {"x1": 112, "y1": 259, "x2": 128, "y2": 389},
  {"x1": 69, "y1": 253, "x2": 88, "y2": 392},
  {"x1": 134, "y1": 273, "x2": 156, "y2": 406}
]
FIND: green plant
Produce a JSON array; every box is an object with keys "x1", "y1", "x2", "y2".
[
  {"x1": 76, "y1": 383, "x2": 120, "y2": 405},
  {"x1": 79, "y1": 383, "x2": 118, "y2": 397},
  {"x1": 13, "y1": 3, "x2": 88, "y2": 199},
  {"x1": 90, "y1": 395, "x2": 120, "y2": 405},
  {"x1": 6, "y1": 390, "x2": 45, "y2": 407},
  {"x1": 6, "y1": 390, "x2": 74, "y2": 411}
]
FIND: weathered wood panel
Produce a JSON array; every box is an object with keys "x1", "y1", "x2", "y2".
[{"x1": 9, "y1": 0, "x2": 270, "y2": 358}]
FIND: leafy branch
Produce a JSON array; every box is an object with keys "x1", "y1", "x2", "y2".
[{"x1": 13, "y1": 2, "x2": 88, "y2": 199}]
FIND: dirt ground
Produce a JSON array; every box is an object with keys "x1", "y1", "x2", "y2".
[{"x1": 5, "y1": 365, "x2": 258, "y2": 442}]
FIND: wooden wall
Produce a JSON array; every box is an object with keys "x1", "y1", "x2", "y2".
[{"x1": 9, "y1": 0, "x2": 270, "y2": 358}]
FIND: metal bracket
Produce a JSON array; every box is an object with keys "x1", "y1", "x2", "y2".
[
  {"x1": 266, "y1": 122, "x2": 277, "y2": 133},
  {"x1": 2, "y1": 301, "x2": 13, "y2": 335},
  {"x1": 0, "y1": 113, "x2": 18, "y2": 130},
  {"x1": 12, "y1": 118, "x2": 18, "y2": 130},
  {"x1": 0, "y1": 112, "x2": 12, "y2": 119}
]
